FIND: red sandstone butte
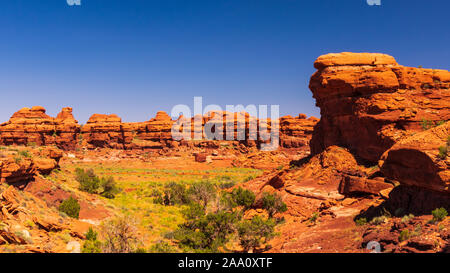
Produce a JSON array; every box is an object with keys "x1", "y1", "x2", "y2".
[
  {"x1": 0, "y1": 106, "x2": 80, "y2": 150},
  {"x1": 309, "y1": 52, "x2": 450, "y2": 163}
]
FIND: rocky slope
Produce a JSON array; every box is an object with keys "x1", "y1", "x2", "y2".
[
  {"x1": 240, "y1": 52, "x2": 449, "y2": 253},
  {"x1": 0, "y1": 146, "x2": 93, "y2": 252}
]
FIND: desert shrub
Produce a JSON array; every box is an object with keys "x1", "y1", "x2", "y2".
[
  {"x1": 219, "y1": 181, "x2": 236, "y2": 189},
  {"x1": 431, "y1": 208, "x2": 448, "y2": 223},
  {"x1": 411, "y1": 224, "x2": 422, "y2": 237},
  {"x1": 355, "y1": 217, "x2": 367, "y2": 226},
  {"x1": 149, "y1": 241, "x2": 178, "y2": 253},
  {"x1": 75, "y1": 168, "x2": 100, "y2": 194},
  {"x1": 230, "y1": 187, "x2": 255, "y2": 210},
  {"x1": 174, "y1": 203, "x2": 241, "y2": 252},
  {"x1": 435, "y1": 120, "x2": 446, "y2": 127},
  {"x1": 82, "y1": 227, "x2": 102, "y2": 253},
  {"x1": 370, "y1": 216, "x2": 387, "y2": 225},
  {"x1": 58, "y1": 196, "x2": 80, "y2": 219},
  {"x1": 308, "y1": 212, "x2": 319, "y2": 224},
  {"x1": 399, "y1": 229, "x2": 410, "y2": 242},
  {"x1": 163, "y1": 182, "x2": 190, "y2": 206},
  {"x1": 401, "y1": 214, "x2": 415, "y2": 224},
  {"x1": 261, "y1": 192, "x2": 287, "y2": 218},
  {"x1": 100, "y1": 176, "x2": 120, "y2": 199},
  {"x1": 438, "y1": 146, "x2": 448, "y2": 160},
  {"x1": 187, "y1": 181, "x2": 216, "y2": 209},
  {"x1": 85, "y1": 227, "x2": 98, "y2": 241},
  {"x1": 237, "y1": 215, "x2": 276, "y2": 253},
  {"x1": 99, "y1": 215, "x2": 142, "y2": 253},
  {"x1": 18, "y1": 150, "x2": 32, "y2": 158},
  {"x1": 75, "y1": 168, "x2": 119, "y2": 198},
  {"x1": 421, "y1": 119, "x2": 433, "y2": 130}
]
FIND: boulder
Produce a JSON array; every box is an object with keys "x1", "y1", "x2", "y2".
[{"x1": 380, "y1": 122, "x2": 450, "y2": 194}]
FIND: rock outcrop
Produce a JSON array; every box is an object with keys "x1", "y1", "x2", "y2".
[
  {"x1": 80, "y1": 110, "x2": 317, "y2": 150},
  {"x1": 280, "y1": 114, "x2": 318, "y2": 148},
  {"x1": 0, "y1": 107, "x2": 80, "y2": 150},
  {"x1": 0, "y1": 147, "x2": 62, "y2": 184},
  {"x1": 380, "y1": 121, "x2": 450, "y2": 194},
  {"x1": 309, "y1": 52, "x2": 450, "y2": 163},
  {"x1": 80, "y1": 114, "x2": 131, "y2": 149}
]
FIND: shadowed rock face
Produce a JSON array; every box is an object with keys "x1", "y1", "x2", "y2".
[
  {"x1": 0, "y1": 107, "x2": 80, "y2": 150},
  {"x1": 309, "y1": 52, "x2": 450, "y2": 163},
  {"x1": 380, "y1": 122, "x2": 450, "y2": 194}
]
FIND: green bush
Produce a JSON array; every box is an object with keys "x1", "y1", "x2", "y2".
[
  {"x1": 76, "y1": 168, "x2": 101, "y2": 194},
  {"x1": 76, "y1": 168, "x2": 119, "y2": 198},
  {"x1": 237, "y1": 215, "x2": 276, "y2": 253},
  {"x1": 174, "y1": 204, "x2": 241, "y2": 252},
  {"x1": 58, "y1": 196, "x2": 80, "y2": 219},
  {"x1": 163, "y1": 182, "x2": 190, "y2": 206},
  {"x1": 187, "y1": 181, "x2": 216, "y2": 209},
  {"x1": 370, "y1": 216, "x2": 387, "y2": 225},
  {"x1": 82, "y1": 227, "x2": 102, "y2": 253},
  {"x1": 401, "y1": 214, "x2": 415, "y2": 224},
  {"x1": 149, "y1": 242, "x2": 178, "y2": 253},
  {"x1": 355, "y1": 217, "x2": 367, "y2": 226},
  {"x1": 308, "y1": 212, "x2": 319, "y2": 224},
  {"x1": 398, "y1": 229, "x2": 410, "y2": 242},
  {"x1": 100, "y1": 176, "x2": 120, "y2": 199},
  {"x1": 261, "y1": 192, "x2": 287, "y2": 218},
  {"x1": 85, "y1": 227, "x2": 98, "y2": 241},
  {"x1": 18, "y1": 150, "x2": 32, "y2": 158},
  {"x1": 431, "y1": 208, "x2": 448, "y2": 223},
  {"x1": 421, "y1": 119, "x2": 433, "y2": 130},
  {"x1": 230, "y1": 187, "x2": 255, "y2": 210},
  {"x1": 438, "y1": 146, "x2": 448, "y2": 160}
]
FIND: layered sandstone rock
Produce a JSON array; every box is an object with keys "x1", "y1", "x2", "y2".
[
  {"x1": 309, "y1": 52, "x2": 450, "y2": 163},
  {"x1": 81, "y1": 114, "x2": 130, "y2": 149},
  {"x1": 0, "y1": 147, "x2": 62, "y2": 184},
  {"x1": 379, "y1": 121, "x2": 450, "y2": 194},
  {"x1": 81, "y1": 110, "x2": 316, "y2": 150},
  {"x1": 280, "y1": 114, "x2": 318, "y2": 148},
  {"x1": 0, "y1": 107, "x2": 80, "y2": 150},
  {"x1": 81, "y1": 111, "x2": 175, "y2": 150}
]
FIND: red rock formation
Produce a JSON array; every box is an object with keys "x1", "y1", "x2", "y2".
[
  {"x1": 81, "y1": 111, "x2": 175, "y2": 150},
  {"x1": 309, "y1": 52, "x2": 450, "y2": 163},
  {"x1": 280, "y1": 114, "x2": 318, "y2": 148},
  {"x1": 0, "y1": 106, "x2": 80, "y2": 150},
  {"x1": 81, "y1": 114, "x2": 129, "y2": 149},
  {"x1": 80, "y1": 110, "x2": 317, "y2": 150},
  {"x1": 0, "y1": 147, "x2": 62, "y2": 184},
  {"x1": 380, "y1": 121, "x2": 450, "y2": 194}
]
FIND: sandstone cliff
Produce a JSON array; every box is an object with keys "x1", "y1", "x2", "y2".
[
  {"x1": 0, "y1": 107, "x2": 80, "y2": 150},
  {"x1": 309, "y1": 52, "x2": 450, "y2": 163}
]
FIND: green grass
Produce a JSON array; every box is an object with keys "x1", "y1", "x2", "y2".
[{"x1": 61, "y1": 162, "x2": 262, "y2": 244}]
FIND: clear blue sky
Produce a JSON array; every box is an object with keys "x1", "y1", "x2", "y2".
[{"x1": 1, "y1": 0, "x2": 449, "y2": 123}]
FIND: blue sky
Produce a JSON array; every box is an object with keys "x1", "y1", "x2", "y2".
[{"x1": 0, "y1": 0, "x2": 449, "y2": 123}]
